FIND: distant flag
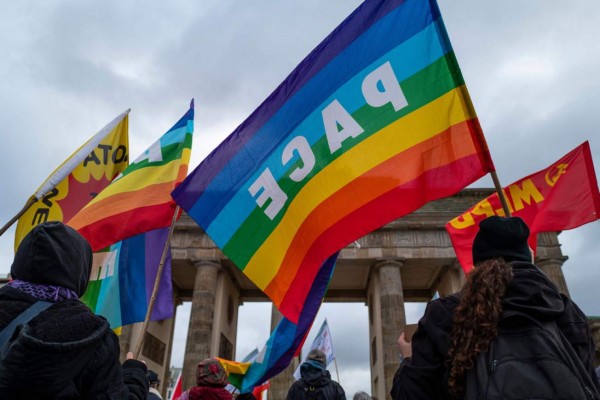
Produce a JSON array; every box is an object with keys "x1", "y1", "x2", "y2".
[
  {"x1": 216, "y1": 357, "x2": 252, "y2": 376},
  {"x1": 293, "y1": 318, "x2": 335, "y2": 380},
  {"x1": 446, "y1": 141, "x2": 600, "y2": 273},
  {"x1": 169, "y1": 371, "x2": 182, "y2": 400},
  {"x1": 68, "y1": 101, "x2": 194, "y2": 251},
  {"x1": 14, "y1": 110, "x2": 129, "y2": 250},
  {"x1": 226, "y1": 348, "x2": 260, "y2": 392},
  {"x1": 252, "y1": 381, "x2": 270, "y2": 400},
  {"x1": 173, "y1": 0, "x2": 492, "y2": 389},
  {"x1": 81, "y1": 226, "x2": 173, "y2": 330}
]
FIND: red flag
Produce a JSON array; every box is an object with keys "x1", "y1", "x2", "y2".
[
  {"x1": 252, "y1": 380, "x2": 270, "y2": 400},
  {"x1": 446, "y1": 142, "x2": 600, "y2": 273},
  {"x1": 170, "y1": 372, "x2": 182, "y2": 400}
]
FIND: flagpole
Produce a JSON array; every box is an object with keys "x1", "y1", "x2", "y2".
[
  {"x1": 0, "y1": 196, "x2": 37, "y2": 237},
  {"x1": 333, "y1": 357, "x2": 341, "y2": 385},
  {"x1": 490, "y1": 171, "x2": 512, "y2": 217},
  {"x1": 133, "y1": 205, "x2": 180, "y2": 358}
]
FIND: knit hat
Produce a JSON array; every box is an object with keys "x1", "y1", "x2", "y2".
[
  {"x1": 196, "y1": 358, "x2": 228, "y2": 387},
  {"x1": 472, "y1": 216, "x2": 532, "y2": 264},
  {"x1": 11, "y1": 221, "x2": 93, "y2": 296},
  {"x1": 147, "y1": 370, "x2": 160, "y2": 385},
  {"x1": 307, "y1": 349, "x2": 327, "y2": 367}
]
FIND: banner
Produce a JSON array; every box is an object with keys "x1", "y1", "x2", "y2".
[
  {"x1": 446, "y1": 141, "x2": 600, "y2": 273},
  {"x1": 15, "y1": 110, "x2": 129, "y2": 250}
]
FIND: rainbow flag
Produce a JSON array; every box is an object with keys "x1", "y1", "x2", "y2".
[
  {"x1": 69, "y1": 101, "x2": 194, "y2": 251},
  {"x1": 172, "y1": 0, "x2": 493, "y2": 323},
  {"x1": 81, "y1": 227, "x2": 173, "y2": 329},
  {"x1": 15, "y1": 110, "x2": 129, "y2": 251}
]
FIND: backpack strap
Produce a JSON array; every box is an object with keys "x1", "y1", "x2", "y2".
[{"x1": 0, "y1": 301, "x2": 53, "y2": 348}]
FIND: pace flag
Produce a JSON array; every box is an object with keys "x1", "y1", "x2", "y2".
[
  {"x1": 69, "y1": 101, "x2": 194, "y2": 251},
  {"x1": 173, "y1": 0, "x2": 493, "y2": 390},
  {"x1": 172, "y1": 0, "x2": 493, "y2": 324},
  {"x1": 14, "y1": 110, "x2": 129, "y2": 250},
  {"x1": 446, "y1": 141, "x2": 600, "y2": 273}
]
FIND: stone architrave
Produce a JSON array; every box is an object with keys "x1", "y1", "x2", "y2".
[{"x1": 182, "y1": 260, "x2": 221, "y2": 390}]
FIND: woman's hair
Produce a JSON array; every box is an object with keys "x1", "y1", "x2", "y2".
[{"x1": 446, "y1": 258, "x2": 514, "y2": 398}]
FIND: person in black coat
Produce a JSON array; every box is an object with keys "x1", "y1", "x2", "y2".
[
  {"x1": 0, "y1": 221, "x2": 148, "y2": 399},
  {"x1": 391, "y1": 216, "x2": 600, "y2": 399},
  {"x1": 287, "y1": 349, "x2": 345, "y2": 400},
  {"x1": 147, "y1": 370, "x2": 163, "y2": 400}
]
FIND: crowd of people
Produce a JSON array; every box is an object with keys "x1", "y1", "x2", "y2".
[{"x1": 1, "y1": 216, "x2": 599, "y2": 399}]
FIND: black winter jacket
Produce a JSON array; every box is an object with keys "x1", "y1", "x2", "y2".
[
  {"x1": 287, "y1": 366, "x2": 346, "y2": 400},
  {"x1": 391, "y1": 262, "x2": 600, "y2": 400},
  {"x1": 0, "y1": 286, "x2": 148, "y2": 399}
]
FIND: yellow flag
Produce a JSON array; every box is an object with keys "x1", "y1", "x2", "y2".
[{"x1": 14, "y1": 110, "x2": 130, "y2": 250}]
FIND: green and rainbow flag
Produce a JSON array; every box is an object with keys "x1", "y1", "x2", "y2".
[
  {"x1": 74, "y1": 101, "x2": 194, "y2": 329},
  {"x1": 69, "y1": 101, "x2": 194, "y2": 251}
]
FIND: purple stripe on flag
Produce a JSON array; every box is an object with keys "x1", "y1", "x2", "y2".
[
  {"x1": 175, "y1": 0, "x2": 408, "y2": 208},
  {"x1": 239, "y1": 253, "x2": 338, "y2": 392},
  {"x1": 144, "y1": 227, "x2": 174, "y2": 321}
]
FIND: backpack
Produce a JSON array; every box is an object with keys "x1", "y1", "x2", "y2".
[
  {"x1": 465, "y1": 315, "x2": 600, "y2": 400},
  {"x1": 0, "y1": 301, "x2": 52, "y2": 357}
]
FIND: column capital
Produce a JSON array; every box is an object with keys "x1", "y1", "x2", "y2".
[
  {"x1": 374, "y1": 257, "x2": 405, "y2": 270},
  {"x1": 536, "y1": 256, "x2": 568, "y2": 267},
  {"x1": 192, "y1": 259, "x2": 222, "y2": 270}
]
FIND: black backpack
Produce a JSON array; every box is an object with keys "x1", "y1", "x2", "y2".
[{"x1": 465, "y1": 315, "x2": 600, "y2": 400}]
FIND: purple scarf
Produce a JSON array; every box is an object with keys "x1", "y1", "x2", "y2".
[{"x1": 7, "y1": 279, "x2": 78, "y2": 302}]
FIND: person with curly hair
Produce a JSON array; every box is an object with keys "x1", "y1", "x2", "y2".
[{"x1": 390, "y1": 216, "x2": 599, "y2": 399}]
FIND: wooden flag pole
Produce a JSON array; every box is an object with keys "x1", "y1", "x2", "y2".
[
  {"x1": 133, "y1": 205, "x2": 180, "y2": 359},
  {"x1": 0, "y1": 196, "x2": 37, "y2": 237},
  {"x1": 489, "y1": 171, "x2": 512, "y2": 217}
]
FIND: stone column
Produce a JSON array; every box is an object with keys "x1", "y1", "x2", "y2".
[
  {"x1": 537, "y1": 258, "x2": 570, "y2": 296},
  {"x1": 268, "y1": 305, "x2": 299, "y2": 399},
  {"x1": 377, "y1": 259, "x2": 406, "y2": 399},
  {"x1": 182, "y1": 260, "x2": 221, "y2": 389},
  {"x1": 437, "y1": 261, "x2": 465, "y2": 297}
]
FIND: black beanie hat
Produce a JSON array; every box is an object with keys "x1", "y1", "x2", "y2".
[
  {"x1": 472, "y1": 216, "x2": 532, "y2": 264},
  {"x1": 11, "y1": 221, "x2": 93, "y2": 296}
]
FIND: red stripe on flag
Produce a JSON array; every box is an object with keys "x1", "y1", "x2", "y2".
[
  {"x1": 73, "y1": 202, "x2": 177, "y2": 251},
  {"x1": 277, "y1": 153, "x2": 487, "y2": 321}
]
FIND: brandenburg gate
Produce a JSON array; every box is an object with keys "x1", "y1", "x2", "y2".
[{"x1": 118, "y1": 189, "x2": 587, "y2": 399}]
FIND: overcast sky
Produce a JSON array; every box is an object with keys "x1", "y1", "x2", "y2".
[{"x1": 1, "y1": 0, "x2": 599, "y2": 396}]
